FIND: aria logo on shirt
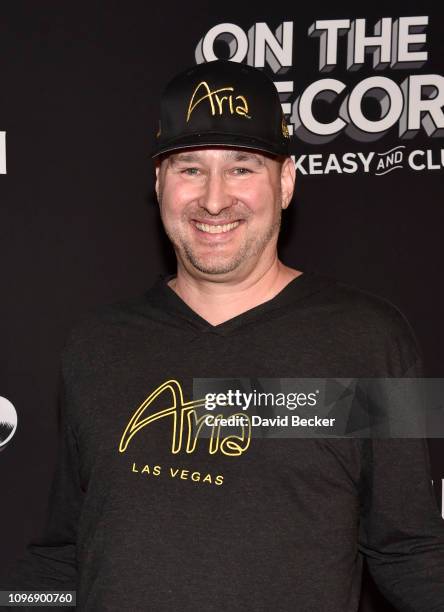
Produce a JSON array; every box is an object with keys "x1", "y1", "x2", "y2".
[{"x1": 118, "y1": 379, "x2": 251, "y2": 457}]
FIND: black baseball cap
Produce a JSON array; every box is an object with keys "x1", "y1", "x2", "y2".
[{"x1": 151, "y1": 59, "x2": 291, "y2": 158}]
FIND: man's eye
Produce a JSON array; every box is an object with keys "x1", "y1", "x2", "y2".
[
  {"x1": 232, "y1": 167, "x2": 252, "y2": 175},
  {"x1": 181, "y1": 167, "x2": 200, "y2": 176}
]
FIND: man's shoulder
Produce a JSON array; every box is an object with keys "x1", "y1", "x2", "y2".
[
  {"x1": 68, "y1": 294, "x2": 147, "y2": 336},
  {"x1": 303, "y1": 272, "x2": 422, "y2": 375},
  {"x1": 60, "y1": 293, "x2": 151, "y2": 368},
  {"x1": 308, "y1": 272, "x2": 415, "y2": 335}
]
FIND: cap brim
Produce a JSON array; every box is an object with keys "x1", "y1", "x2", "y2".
[{"x1": 151, "y1": 132, "x2": 289, "y2": 158}]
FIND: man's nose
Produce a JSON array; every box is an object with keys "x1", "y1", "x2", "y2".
[{"x1": 201, "y1": 172, "x2": 232, "y2": 215}]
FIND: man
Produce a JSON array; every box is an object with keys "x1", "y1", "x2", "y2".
[{"x1": 7, "y1": 60, "x2": 444, "y2": 611}]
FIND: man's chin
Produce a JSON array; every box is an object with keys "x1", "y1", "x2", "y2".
[
  {"x1": 190, "y1": 261, "x2": 242, "y2": 276},
  {"x1": 184, "y1": 253, "x2": 244, "y2": 277}
]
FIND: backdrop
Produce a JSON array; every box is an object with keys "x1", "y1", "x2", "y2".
[{"x1": 0, "y1": 2, "x2": 443, "y2": 610}]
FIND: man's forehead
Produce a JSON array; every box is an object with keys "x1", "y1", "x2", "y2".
[{"x1": 166, "y1": 148, "x2": 266, "y2": 165}]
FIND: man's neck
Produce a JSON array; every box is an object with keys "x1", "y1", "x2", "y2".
[{"x1": 167, "y1": 259, "x2": 303, "y2": 326}]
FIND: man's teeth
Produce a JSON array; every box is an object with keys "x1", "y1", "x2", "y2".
[{"x1": 194, "y1": 221, "x2": 240, "y2": 234}]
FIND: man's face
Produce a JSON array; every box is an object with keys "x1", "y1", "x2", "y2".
[{"x1": 155, "y1": 147, "x2": 295, "y2": 279}]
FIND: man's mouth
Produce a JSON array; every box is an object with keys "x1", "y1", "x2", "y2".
[{"x1": 193, "y1": 220, "x2": 241, "y2": 234}]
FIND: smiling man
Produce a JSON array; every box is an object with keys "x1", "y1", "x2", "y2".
[
  {"x1": 6, "y1": 59, "x2": 444, "y2": 611},
  {"x1": 153, "y1": 60, "x2": 301, "y2": 326},
  {"x1": 157, "y1": 149, "x2": 289, "y2": 274},
  {"x1": 155, "y1": 146, "x2": 300, "y2": 325}
]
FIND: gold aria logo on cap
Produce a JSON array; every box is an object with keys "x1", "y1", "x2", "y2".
[
  {"x1": 156, "y1": 120, "x2": 162, "y2": 138},
  {"x1": 186, "y1": 81, "x2": 251, "y2": 122}
]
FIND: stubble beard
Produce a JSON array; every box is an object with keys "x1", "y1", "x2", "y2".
[{"x1": 163, "y1": 206, "x2": 283, "y2": 276}]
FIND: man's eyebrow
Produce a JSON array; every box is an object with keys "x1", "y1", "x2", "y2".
[
  {"x1": 224, "y1": 150, "x2": 265, "y2": 165},
  {"x1": 168, "y1": 152, "x2": 202, "y2": 165},
  {"x1": 167, "y1": 150, "x2": 266, "y2": 166}
]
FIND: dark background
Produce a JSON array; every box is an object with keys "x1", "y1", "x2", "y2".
[{"x1": 0, "y1": 2, "x2": 442, "y2": 610}]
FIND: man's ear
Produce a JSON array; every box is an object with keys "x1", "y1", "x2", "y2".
[
  {"x1": 155, "y1": 160, "x2": 161, "y2": 202},
  {"x1": 280, "y1": 157, "x2": 296, "y2": 210}
]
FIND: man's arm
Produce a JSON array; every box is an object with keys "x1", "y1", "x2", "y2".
[
  {"x1": 359, "y1": 436, "x2": 444, "y2": 612},
  {"x1": 4, "y1": 377, "x2": 82, "y2": 591}
]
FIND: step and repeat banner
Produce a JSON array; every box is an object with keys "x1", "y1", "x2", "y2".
[{"x1": 0, "y1": 2, "x2": 443, "y2": 610}]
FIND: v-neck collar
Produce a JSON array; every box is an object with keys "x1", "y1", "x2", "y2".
[{"x1": 148, "y1": 271, "x2": 331, "y2": 337}]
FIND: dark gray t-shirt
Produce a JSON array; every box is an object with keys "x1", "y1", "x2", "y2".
[{"x1": 6, "y1": 272, "x2": 444, "y2": 611}]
